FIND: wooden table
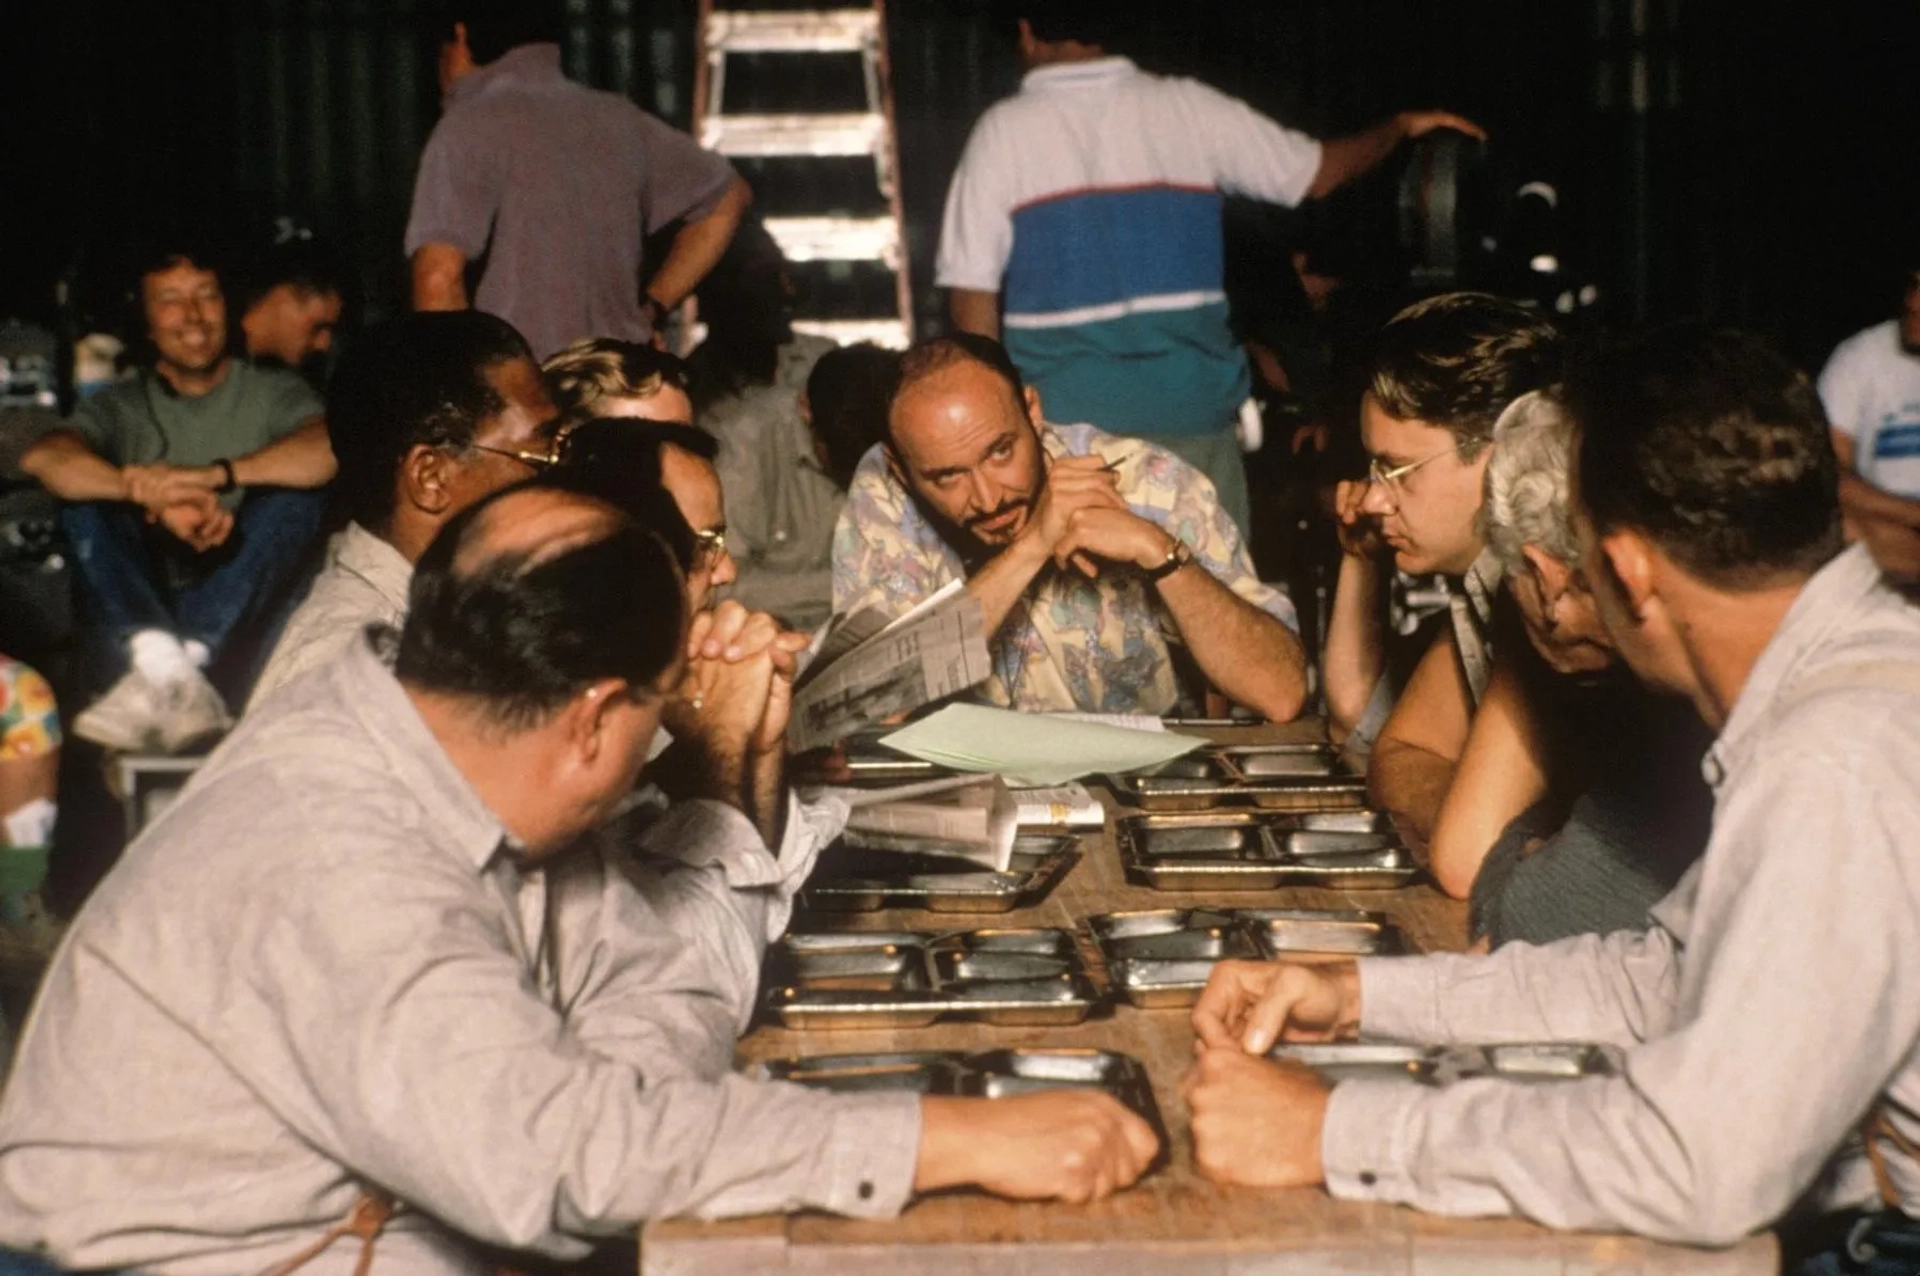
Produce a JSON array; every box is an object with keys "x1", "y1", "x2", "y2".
[{"x1": 643, "y1": 724, "x2": 1776, "y2": 1274}]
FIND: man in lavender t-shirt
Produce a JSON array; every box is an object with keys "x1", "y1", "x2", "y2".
[{"x1": 406, "y1": 0, "x2": 752, "y2": 360}]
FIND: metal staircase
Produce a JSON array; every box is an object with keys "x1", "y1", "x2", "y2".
[{"x1": 693, "y1": 3, "x2": 913, "y2": 349}]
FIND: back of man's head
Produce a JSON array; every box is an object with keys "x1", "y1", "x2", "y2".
[
  {"x1": 238, "y1": 236, "x2": 343, "y2": 313},
  {"x1": 1568, "y1": 325, "x2": 1843, "y2": 591},
  {"x1": 326, "y1": 311, "x2": 534, "y2": 532},
  {"x1": 440, "y1": 0, "x2": 563, "y2": 64},
  {"x1": 395, "y1": 485, "x2": 683, "y2": 732},
  {"x1": 807, "y1": 343, "x2": 900, "y2": 489},
  {"x1": 543, "y1": 339, "x2": 691, "y2": 430},
  {"x1": 1481, "y1": 389, "x2": 1578, "y2": 573},
  {"x1": 1367, "y1": 292, "x2": 1566, "y2": 451},
  {"x1": 1021, "y1": 0, "x2": 1120, "y2": 49}
]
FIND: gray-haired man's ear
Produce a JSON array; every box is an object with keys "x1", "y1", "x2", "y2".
[{"x1": 1521, "y1": 543, "x2": 1576, "y2": 608}]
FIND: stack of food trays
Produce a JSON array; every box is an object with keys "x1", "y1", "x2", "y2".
[
  {"x1": 1090, "y1": 907, "x2": 1403, "y2": 1007},
  {"x1": 1106, "y1": 745, "x2": 1417, "y2": 891},
  {"x1": 1272, "y1": 1041, "x2": 1621, "y2": 1086},
  {"x1": 762, "y1": 927, "x2": 1099, "y2": 1029}
]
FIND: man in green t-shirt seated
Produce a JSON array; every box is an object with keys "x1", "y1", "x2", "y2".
[{"x1": 22, "y1": 238, "x2": 336, "y2": 753}]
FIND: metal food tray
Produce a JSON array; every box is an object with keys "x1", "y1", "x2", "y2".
[
  {"x1": 798, "y1": 831, "x2": 1081, "y2": 914},
  {"x1": 1103, "y1": 753, "x2": 1243, "y2": 813},
  {"x1": 1115, "y1": 812, "x2": 1420, "y2": 891},
  {"x1": 764, "y1": 926, "x2": 1099, "y2": 1029},
  {"x1": 1215, "y1": 744, "x2": 1369, "y2": 811},
  {"x1": 1090, "y1": 907, "x2": 1403, "y2": 1008},
  {"x1": 760, "y1": 1046, "x2": 1167, "y2": 1157},
  {"x1": 1106, "y1": 746, "x2": 1367, "y2": 813},
  {"x1": 1272, "y1": 1041, "x2": 1621, "y2": 1086}
]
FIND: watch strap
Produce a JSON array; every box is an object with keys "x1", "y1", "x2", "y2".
[{"x1": 1143, "y1": 537, "x2": 1193, "y2": 582}]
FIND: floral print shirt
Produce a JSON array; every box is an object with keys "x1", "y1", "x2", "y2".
[{"x1": 830, "y1": 422, "x2": 1296, "y2": 714}]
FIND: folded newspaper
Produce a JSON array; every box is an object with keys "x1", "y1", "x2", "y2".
[
  {"x1": 788, "y1": 581, "x2": 992, "y2": 753},
  {"x1": 836, "y1": 776, "x2": 1019, "y2": 871}
]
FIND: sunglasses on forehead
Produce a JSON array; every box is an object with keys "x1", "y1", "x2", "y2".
[{"x1": 460, "y1": 423, "x2": 729, "y2": 566}]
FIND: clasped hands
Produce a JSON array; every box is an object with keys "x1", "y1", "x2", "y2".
[
  {"x1": 1019, "y1": 454, "x2": 1177, "y2": 580},
  {"x1": 1180, "y1": 958, "x2": 1365, "y2": 1190},
  {"x1": 665, "y1": 600, "x2": 811, "y2": 761},
  {"x1": 122, "y1": 462, "x2": 232, "y2": 553}
]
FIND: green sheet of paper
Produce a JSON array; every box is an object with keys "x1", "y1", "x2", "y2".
[{"x1": 879, "y1": 704, "x2": 1204, "y2": 787}]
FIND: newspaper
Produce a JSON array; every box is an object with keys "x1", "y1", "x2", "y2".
[
  {"x1": 1010, "y1": 782, "x2": 1106, "y2": 828},
  {"x1": 788, "y1": 582, "x2": 992, "y2": 753},
  {"x1": 836, "y1": 777, "x2": 1019, "y2": 871}
]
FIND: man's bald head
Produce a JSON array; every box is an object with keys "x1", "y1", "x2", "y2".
[
  {"x1": 396, "y1": 482, "x2": 686, "y2": 732},
  {"x1": 450, "y1": 483, "x2": 625, "y2": 578}
]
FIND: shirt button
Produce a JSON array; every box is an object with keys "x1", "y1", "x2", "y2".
[
  {"x1": 858, "y1": 1180, "x2": 874, "y2": 1200},
  {"x1": 1359, "y1": 1171, "x2": 1378, "y2": 1187}
]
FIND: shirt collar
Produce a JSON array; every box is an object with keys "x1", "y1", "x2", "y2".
[
  {"x1": 1700, "y1": 544, "x2": 1879, "y2": 788},
  {"x1": 448, "y1": 42, "x2": 564, "y2": 107},
  {"x1": 338, "y1": 521, "x2": 416, "y2": 615},
  {"x1": 332, "y1": 635, "x2": 510, "y2": 872},
  {"x1": 1021, "y1": 56, "x2": 1139, "y2": 93},
  {"x1": 1461, "y1": 548, "x2": 1503, "y2": 628}
]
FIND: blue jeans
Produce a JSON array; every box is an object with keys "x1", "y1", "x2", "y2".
[
  {"x1": 1790, "y1": 1210, "x2": 1920, "y2": 1275},
  {"x1": 61, "y1": 490, "x2": 325, "y2": 687}
]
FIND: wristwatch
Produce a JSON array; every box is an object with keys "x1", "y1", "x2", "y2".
[
  {"x1": 213, "y1": 458, "x2": 238, "y2": 493},
  {"x1": 643, "y1": 293, "x2": 672, "y2": 330},
  {"x1": 1143, "y1": 536, "x2": 1193, "y2": 583}
]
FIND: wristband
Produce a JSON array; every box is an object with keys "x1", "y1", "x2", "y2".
[
  {"x1": 213, "y1": 458, "x2": 237, "y2": 493},
  {"x1": 1143, "y1": 537, "x2": 1193, "y2": 583}
]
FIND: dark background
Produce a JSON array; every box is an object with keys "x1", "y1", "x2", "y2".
[{"x1": 2, "y1": 0, "x2": 1917, "y2": 372}]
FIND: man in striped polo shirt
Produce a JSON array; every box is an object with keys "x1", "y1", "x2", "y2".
[{"x1": 937, "y1": 1, "x2": 1480, "y2": 529}]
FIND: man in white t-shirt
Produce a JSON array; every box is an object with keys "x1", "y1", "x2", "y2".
[
  {"x1": 1817, "y1": 264, "x2": 1920, "y2": 584},
  {"x1": 935, "y1": 1, "x2": 1481, "y2": 532}
]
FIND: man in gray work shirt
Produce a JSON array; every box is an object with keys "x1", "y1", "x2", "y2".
[
  {"x1": 0, "y1": 484, "x2": 1157, "y2": 1273},
  {"x1": 1186, "y1": 328, "x2": 1920, "y2": 1255},
  {"x1": 406, "y1": 0, "x2": 752, "y2": 359}
]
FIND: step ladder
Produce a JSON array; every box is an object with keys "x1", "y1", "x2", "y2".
[{"x1": 693, "y1": 3, "x2": 913, "y2": 349}]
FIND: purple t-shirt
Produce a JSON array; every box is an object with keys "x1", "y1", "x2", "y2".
[{"x1": 404, "y1": 44, "x2": 737, "y2": 360}]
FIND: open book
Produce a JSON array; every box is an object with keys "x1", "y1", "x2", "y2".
[{"x1": 788, "y1": 581, "x2": 992, "y2": 753}]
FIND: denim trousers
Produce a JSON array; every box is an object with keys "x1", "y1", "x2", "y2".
[{"x1": 60, "y1": 489, "x2": 325, "y2": 685}]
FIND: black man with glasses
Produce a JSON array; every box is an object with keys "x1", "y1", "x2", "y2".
[{"x1": 251, "y1": 312, "x2": 564, "y2": 705}]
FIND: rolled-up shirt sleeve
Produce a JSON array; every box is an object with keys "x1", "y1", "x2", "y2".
[
  {"x1": 404, "y1": 118, "x2": 499, "y2": 259},
  {"x1": 1180, "y1": 79, "x2": 1322, "y2": 207},
  {"x1": 935, "y1": 109, "x2": 1017, "y2": 293},
  {"x1": 636, "y1": 114, "x2": 737, "y2": 232},
  {"x1": 618, "y1": 792, "x2": 849, "y2": 1031},
  {"x1": 1355, "y1": 924, "x2": 1682, "y2": 1051},
  {"x1": 1323, "y1": 743, "x2": 1920, "y2": 1245},
  {"x1": 225, "y1": 816, "x2": 919, "y2": 1257}
]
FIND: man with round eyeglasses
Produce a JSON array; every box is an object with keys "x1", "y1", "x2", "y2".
[{"x1": 1317, "y1": 293, "x2": 1565, "y2": 853}]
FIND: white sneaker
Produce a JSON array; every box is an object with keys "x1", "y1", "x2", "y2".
[
  {"x1": 152, "y1": 667, "x2": 232, "y2": 755},
  {"x1": 73, "y1": 670, "x2": 163, "y2": 751}
]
